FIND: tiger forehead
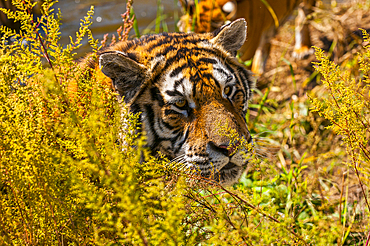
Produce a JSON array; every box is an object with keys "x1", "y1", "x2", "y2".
[
  {"x1": 164, "y1": 59, "x2": 225, "y2": 102},
  {"x1": 170, "y1": 57, "x2": 216, "y2": 79},
  {"x1": 137, "y1": 33, "x2": 229, "y2": 92},
  {"x1": 116, "y1": 32, "x2": 218, "y2": 64},
  {"x1": 111, "y1": 31, "x2": 235, "y2": 100},
  {"x1": 191, "y1": 64, "x2": 220, "y2": 96}
]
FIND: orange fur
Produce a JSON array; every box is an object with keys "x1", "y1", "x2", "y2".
[
  {"x1": 178, "y1": 0, "x2": 315, "y2": 74},
  {"x1": 91, "y1": 19, "x2": 255, "y2": 184}
]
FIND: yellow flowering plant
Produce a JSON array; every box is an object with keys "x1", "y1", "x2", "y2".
[{"x1": 310, "y1": 33, "x2": 370, "y2": 213}]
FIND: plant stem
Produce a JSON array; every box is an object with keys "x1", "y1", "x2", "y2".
[{"x1": 216, "y1": 184, "x2": 309, "y2": 246}]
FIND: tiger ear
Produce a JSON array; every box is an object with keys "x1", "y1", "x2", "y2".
[
  {"x1": 211, "y1": 18, "x2": 247, "y2": 56},
  {"x1": 99, "y1": 51, "x2": 147, "y2": 104}
]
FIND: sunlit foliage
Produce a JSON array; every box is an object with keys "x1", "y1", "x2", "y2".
[{"x1": 0, "y1": 0, "x2": 369, "y2": 245}]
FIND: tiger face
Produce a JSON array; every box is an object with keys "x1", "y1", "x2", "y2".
[{"x1": 98, "y1": 19, "x2": 255, "y2": 185}]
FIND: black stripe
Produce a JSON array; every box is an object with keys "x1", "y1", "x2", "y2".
[
  {"x1": 147, "y1": 35, "x2": 208, "y2": 53},
  {"x1": 165, "y1": 90, "x2": 183, "y2": 97},
  {"x1": 150, "y1": 87, "x2": 164, "y2": 107},
  {"x1": 170, "y1": 58, "x2": 217, "y2": 78},
  {"x1": 130, "y1": 102, "x2": 141, "y2": 115},
  {"x1": 225, "y1": 63, "x2": 248, "y2": 98},
  {"x1": 214, "y1": 67, "x2": 229, "y2": 77},
  {"x1": 160, "y1": 118, "x2": 176, "y2": 130},
  {"x1": 222, "y1": 62, "x2": 252, "y2": 101},
  {"x1": 123, "y1": 38, "x2": 139, "y2": 50},
  {"x1": 150, "y1": 47, "x2": 221, "y2": 85},
  {"x1": 164, "y1": 109, "x2": 182, "y2": 116},
  {"x1": 224, "y1": 62, "x2": 236, "y2": 76},
  {"x1": 144, "y1": 104, "x2": 161, "y2": 148},
  {"x1": 143, "y1": 103, "x2": 180, "y2": 150},
  {"x1": 202, "y1": 5, "x2": 210, "y2": 11},
  {"x1": 152, "y1": 59, "x2": 162, "y2": 75},
  {"x1": 174, "y1": 126, "x2": 189, "y2": 154},
  {"x1": 237, "y1": 66, "x2": 252, "y2": 99},
  {"x1": 171, "y1": 127, "x2": 182, "y2": 135},
  {"x1": 198, "y1": 57, "x2": 218, "y2": 64},
  {"x1": 231, "y1": 89, "x2": 245, "y2": 102},
  {"x1": 198, "y1": 72, "x2": 213, "y2": 79},
  {"x1": 192, "y1": 81, "x2": 197, "y2": 98},
  {"x1": 174, "y1": 78, "x2": 185, "y2": 90},
  {"x1": 162, "y1": 47, "x2": 219, "y2": 67},
  {"x1": 143, "y1": 35, "x2": 167, "y2": 52},
  {"x1": 202, "y1": 73, "x2": 220, "y2": 89},
  {"x1": 170, "y1": 64, "x2": 187, "y2": 78},
  {"x1": 170, "y1": 133, "x2": 181, "y2": 154},
  {"x1": 190, "y1": 73, "x2": 213, "y2": 98},
  {"x1": 155, "y1": 115, "x2": 165, "y2": 133}
]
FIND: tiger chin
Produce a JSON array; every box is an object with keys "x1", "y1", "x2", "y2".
[{"x1": 95, "y1": 19, "x2": 255, "y2": 185}]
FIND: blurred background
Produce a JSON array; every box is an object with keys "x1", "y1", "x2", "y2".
[
  {"x1": 54, "y1": 0, "x2": 181, "y2": 54},
  {"x1": 1, "y1": 0, "x2": 370, "y2": 244}
]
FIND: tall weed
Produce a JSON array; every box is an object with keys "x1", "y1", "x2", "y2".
[
  {"x1": 0, "y1": 0, "x2": 368, "y2": 245},
  {"x1": 311, "y1": 33, "x2": 370, "y2": 211}
]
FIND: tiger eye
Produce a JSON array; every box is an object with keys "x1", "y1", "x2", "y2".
[
  {"x1": 175, "y1": 99, "x2": 187, "y2": 108},
  {"x1": 224, "y1": 86, "x2": 232, "y2": 96}
]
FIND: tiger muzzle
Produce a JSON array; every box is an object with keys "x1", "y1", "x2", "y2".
[{"x1": 188, "y1": 100, "x2": 251, "y2": 160}]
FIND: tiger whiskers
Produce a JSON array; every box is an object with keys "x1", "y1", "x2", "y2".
[
  {"x1": 168, "y1": 155, "x2": 204, "y2": 177},
  {"x1": 253, "y1": 136, "x2": 281, "y2": 159},
  {"x1": 167, "y1": 154, "x2": 193, "y2": 173},
  {"x1": 168, "y1": 154, "x2": 186, "y2": 166}
]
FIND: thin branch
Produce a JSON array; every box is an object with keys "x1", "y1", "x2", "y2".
[
  {"x1": 365, "y1": 229, "x2": 370, "y2": 246},
  {"x1": 349, "y1": 143, "x2": 370, "y2": 212},
  {"x1": 211, "y1": 182, "x2": 309, "y2": 246}
]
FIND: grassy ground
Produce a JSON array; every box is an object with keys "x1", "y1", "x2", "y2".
[
  {"x1": 245, "y1": 0, "x2": 370, "y2": 244},
  {"x1": 0, "y1": 0, "x2": 369, "y2": 245}
]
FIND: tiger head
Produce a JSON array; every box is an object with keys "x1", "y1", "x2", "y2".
[
  {"x1": 178, "y1": 0, "x2": 237, "y2": 33},
  {"x1": 98, "y1": 19, "x2": 255, "y2": 185}
]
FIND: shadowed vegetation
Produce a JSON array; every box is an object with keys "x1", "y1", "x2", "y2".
[{"x1": 0, "y1": 0, "x2": 369, "y2": 245}]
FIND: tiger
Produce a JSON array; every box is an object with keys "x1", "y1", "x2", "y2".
[
  {"x1": 89, "y1": 19, "x2": 255, "y2": 185},
  {"x1": 178, "y1": 0, "x2": 316, "y2": 75}
]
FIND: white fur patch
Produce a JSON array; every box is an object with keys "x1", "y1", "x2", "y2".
[
  {"x1": 161, "y1": 71, "x2": 196, "y2": 113},
  {"x1": 213, "y1": 62, "x2": 236, "y2": 99},
  {"x1": 222, "y1": 1, "x2": 236, "y2": 14}
]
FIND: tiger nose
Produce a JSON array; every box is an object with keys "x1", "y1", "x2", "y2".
[{"x1": 209, "y1": 141, "x2": 240, "y2": 157}]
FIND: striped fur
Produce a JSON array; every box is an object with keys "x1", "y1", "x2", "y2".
[
  {"x1": 97, "y1": 19, "x2": 254, "y2": 185},
  {"x1": 178, "y1": 0, "x2": 315, "y2": 75}
]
